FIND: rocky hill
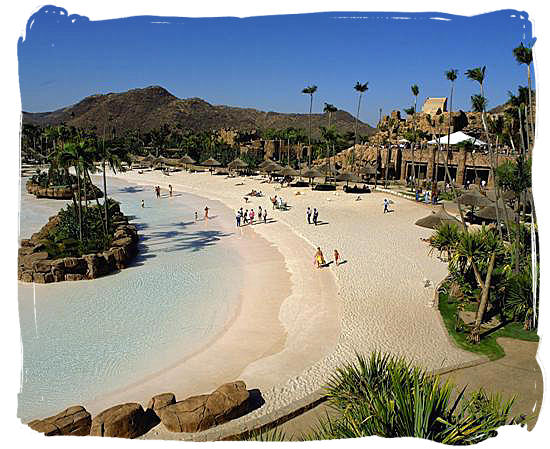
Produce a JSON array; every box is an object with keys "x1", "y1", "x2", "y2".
[{"x1": 22, "y1": 86, "x2": 376, "y2": 138}]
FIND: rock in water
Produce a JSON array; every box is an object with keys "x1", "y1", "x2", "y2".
[
  {"x1": 27, "y1": 405, "x2": 91, "y2": 436},
  {"x1": 90, "y1": 403, "x2": 146, "y2": 438}
]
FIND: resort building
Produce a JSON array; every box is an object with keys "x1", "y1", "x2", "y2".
[{"x1": 422, "y1": 97, "x2": 447, "y2": 115}]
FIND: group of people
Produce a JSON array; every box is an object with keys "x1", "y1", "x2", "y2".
[
  {"x1": 236, "y1": 205, "x2": 267, "y2": 227},
  {"x1": 314, "y1": 247, "x2": 340, "y2": 268},
  {"x1": 306, "y1": 206, "x2": 320, "y2": 225},
  {"x1": 153, "y1": 184, "x2": 173, "y2": 199}
]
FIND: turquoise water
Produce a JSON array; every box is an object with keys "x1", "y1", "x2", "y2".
[{"x1": 17, "y1": 176, "x2": 243, "y2": 422}]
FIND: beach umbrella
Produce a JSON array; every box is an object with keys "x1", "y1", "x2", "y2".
[
  {"x1": 456, "y1": 189, "x2": 493, "y2": 208},
  {"x1": 415, "y1": 205, "x2": 461, "y2": 229},
  {"x1": 275, "y1": 166, "x2": 299, "y2": 177},
  {"x1": 360, "y1": 165, "x2": 378, "y2": 176},
  {"x1": 336, "y1": 172, "x2": 362, "y2": 187},
  {"x1": 179, "y1": 154, "x2": 196, "y2": 168},
  {"x1": 264, "y1": 161, "x2": 284, "y2": 173},
  {"x1": 142, "y1": 153, "x2": 156, "y2": 166},
  {"x1": 202, "y1": 157, "x2": 221, "y2": 167},
  {"x1": 258, "y1": 159, "x2": 275, "y2": 169},
  {"x1": 301, "y1": 167, "x2": 323, "y2": 180},
  {"x1": 228, "y1": 157, "x2": 248, "y2": 170},
  {"x1": 486, "y1": 189, "x2": 516, "y2": 203},
  {"x1": 476, "y1": 200, "x2": 516, "y2": 222}
]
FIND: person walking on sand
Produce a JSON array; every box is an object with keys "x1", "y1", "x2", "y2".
[
  {"x1": 236, "y1": 210, "x2": 241, "y2": 227},
  {"x1": 313, "y1": 208, "x2": 319, "y2": 226},
  {"x1": 250, "y1": 208, "x2": 255, "y2": 224},
  {"x1": 306, "y1": 206, "x2": 312, "y2": 224},
  {"x1": 258, "y1": 205, "x2": 262, "y2": 221},
  {"x1": 314, "y1": 247, "x2": 326, "y2": 268},
  {"x1": 243, "y1": 209, "x2": 248, "y2": 225},
  {"x1": 169, "y1": 184, "x2": 173, "y2": 197},
  {"x1": 263, "y1": 208, "x2": 267, "y2": 224},
  {"x1": 204, "y1": 206, "x2": 209, "y2": 220},
  {"x1": 334, "y1": 249, "x2": 340, "y2": 266},
  {"x1": 384, "y1": 198, "x2": 389, "y2": 213}
]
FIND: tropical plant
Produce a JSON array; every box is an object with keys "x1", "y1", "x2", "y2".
[
  {"x1": 471, "y1": 94, "x2": 488, "y2": 113},
  {"x1": 352, "y1": 82, "x2": 369, "y2": 171},
  {"x1": 307, "y1": 352, "x2": 522, "y2": 443},
  {"x1": 301, "y1": 85, "x2": 318, "y2": 167},
  {"x1": 513, "y1": 43, "x2": 534, "y2": 150}
]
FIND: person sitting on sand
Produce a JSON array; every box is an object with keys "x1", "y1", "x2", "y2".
[{"x1": 314, "y1": 247, "x2": 326, "y2": 268}]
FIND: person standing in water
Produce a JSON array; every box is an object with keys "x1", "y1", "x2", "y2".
[
  {"x1": 169, "y1": 184, "x2": 173, "y2": 197},
  {"x1": 141, "y1": 199, "x2": 145, "y2": 208},
  {"x1": 204, "y1": 206, "x2": 209, "y2": 220}
]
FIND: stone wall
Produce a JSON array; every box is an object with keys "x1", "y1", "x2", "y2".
[
  {"x1": 26, "y1": 180, "x2": 104, "y2": 200},
  {"x1": 18, "y1": 209, "x2": 138, "y2": 283}
]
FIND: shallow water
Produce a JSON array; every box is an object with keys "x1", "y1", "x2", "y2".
[{"x1": 17, "y1": 176, "x2": 243, "y2": 422}]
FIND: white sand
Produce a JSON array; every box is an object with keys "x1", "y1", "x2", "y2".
[{"x1": 107, "y1": 169, "x2": 478, "y2": 436}]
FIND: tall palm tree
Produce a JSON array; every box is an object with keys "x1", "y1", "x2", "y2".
[
  {"x1": 353, "y1": 82, "x2": 369, "y2": 172},
  {"x1": 302, "y1": 85, "x2": 318, "y2": 167},
  {"x1": 324, "y1": 103, "x2": 338, "y2": 173},
  {"x1": 513, "y1": 43, "x2": 534, "y2": 151},
  {"x1": 409, "y1": 84, "x2": 420, "y2": 188},
  {"x1": 466, "y1": 66, "x2": 504, "y2": 239}
]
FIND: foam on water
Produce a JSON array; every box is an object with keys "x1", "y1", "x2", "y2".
[{"x1": 17, "y1": 176, "x2": 243, "y2": 422}]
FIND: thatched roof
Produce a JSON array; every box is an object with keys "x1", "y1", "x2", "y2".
[
  {"x1": 202, "y1": 157, "x2": 221, "y2": 166},
  {"x1": 456, "y1": 189, "x2": 493, "y2": 208},
  {"x1": 179, "y1": 154, "x2": 196, "y2": 164},
  {"x1": 276, "y1": 166, "x2": 299, "y2": 177},
  {"x1": 301, "y1": 168, "x2": 323, "y2": 179},
  {"x1": 415, "y1": 206, "x2": 461, "y2": 229},
  {"x1": 228, "y1": 158, "x2": 248, "y2": 169}
]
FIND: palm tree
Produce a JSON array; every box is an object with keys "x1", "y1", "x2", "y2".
[
  {"x1": 353, "y1": 82, "x2": 369, "y2": 172},
  {"x1": 513, "y1": 43, "x2": 534, "y2": 151},
  {"x1": 302, "y1": 85, "x2": 317, "y2": 167},
  {"x1": 324, "y1": 103, "x2": 338, "y2": 175},
  {"x1": 410, "y1": 84, "x2": 420, "y2": 188},
  {"x1": 466, "y1": 66, "x2": 504, "y2": 239},
  {"x1": 471, "y1": 94, "x2": 488, "y2": 112}
]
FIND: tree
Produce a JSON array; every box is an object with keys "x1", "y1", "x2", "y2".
[
  {"x1": 410, "y1": 84, "x2": 420, "y2": 188},
  {"x1": 301, "y1": 85, "x2": 317, "y2": 167},
  {"x1": 513, "y1": 43, "x2": 534, "y2": 151},
  {"x1": 323, "y1": 103, "x2": 338, "y2": 175},
  {"x1": 471, "y1": 94, "x2": 488, "y2": 113},
  {"x1": 353, "y1": 82, "x2": 369, "y2": 172}
]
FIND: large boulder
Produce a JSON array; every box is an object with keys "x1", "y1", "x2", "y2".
[
  {"x1": 83, "y1": 254, "x2": 109, "y2": 279},
  {"x1": 90, "y1": 403, "x2": 146, "y2": 439},
  {"x1": 158, "y1": 381, "x2": 250, "y2": 433},
  {"x1": 21, "y1": 252, "x2": 49, "y2": 270},
  {"x1": 147, "y1": 393, "x2": 176, "y2": 414},
  {"x1": 28, "y1": 405, "x2": 91, "y2": 436},
  {"x1": 62, "y1": 257, "x2": 87, "y2": 274}
]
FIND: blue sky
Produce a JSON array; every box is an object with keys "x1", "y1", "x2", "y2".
[{"x1": 18, "y1": 7, "x2": 534, "y2": 126}]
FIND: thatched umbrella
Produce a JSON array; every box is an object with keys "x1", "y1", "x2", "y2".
[
  {"x1": 154, "y1": 155, "x2": 168, "y2": 167},
  {"x1": 228, "y1": 158, "x2": 248, "y2": 171},
  {"x1": 415, "y1": 206, "x2": 461, "y2": 229},
  {"x1": 179, "y1": 154, "x2": 196, "y2": 165},
  {"x1": 275, "y1": 166, "x2": 299, "y2": 177},
  {"x1": 456, "y1": 189, "x2": 493, "y2": 208},
  {"x1": 142, "y1": 153, "x2": 156, "y2": 166},
  {"x1": 486, "y1": 189, "x2": 516, "y2": 203},
  {"x1": 336, "y1": 172, "x2": 362, "y2": 187},
  {"x1": 259, "y1": 159, "x2": 275, "y2": 169},
  {"x1": 264, "y1": 161, "x2": 284, "y2": 174},
  {"x1": 202, "y1": 157, "x2": 221, "y2": 175},
  {"x1": 476, "y1": 201, "x2": 516, "y2": 222},
  {"x1": 301, "y1": 167, "x2": 323, "y2": 181}
]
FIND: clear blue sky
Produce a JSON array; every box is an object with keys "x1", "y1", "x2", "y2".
[{"x1": 18, "y1": 7, "x2": 535, "y2": 126}]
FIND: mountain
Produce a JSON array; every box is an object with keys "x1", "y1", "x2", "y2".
[{"x1": 22, "y1": 86, "x2": 376, "y2": 137}]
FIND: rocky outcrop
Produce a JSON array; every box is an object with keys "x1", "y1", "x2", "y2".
[
  {"x1": 147, "y1": 393, "x2": 176, "y2": 414},
  {"x1": 26, "y1": 180, "x2": 103, "y2": 200},
  {"x1": 157, "y1": 381, "x2": 250, "y2": 433},
  {"x1": 18, "y1": 209, "x2": 138, "y2": 283},
  {"x1": 27, "y1": 405, "x2": 91, "y2": 436},
  {"x1": 90, "y1": 403, "x2": 147, "y2": 439}
]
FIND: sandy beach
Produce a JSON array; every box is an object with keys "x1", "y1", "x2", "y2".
[{"x1": 85, "y1": 168, "x2": 479, "y2": 438}]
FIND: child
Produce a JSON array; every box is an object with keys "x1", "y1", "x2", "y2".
[{"x1": 334, "y1": 249, "x2": 340, "y2": 266}]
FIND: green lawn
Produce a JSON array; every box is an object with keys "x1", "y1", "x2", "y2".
[{"x1": 438, "y1": 291, "x2": 538, "y2": 361}]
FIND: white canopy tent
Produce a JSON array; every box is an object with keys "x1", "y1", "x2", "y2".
[{"x1": 428, "y1": 131, "x2": 486, "y2": 146}]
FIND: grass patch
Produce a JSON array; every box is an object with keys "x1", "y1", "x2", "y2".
[{"x1": 438, "y1": 291, "x2": 538, "y2": 361}]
